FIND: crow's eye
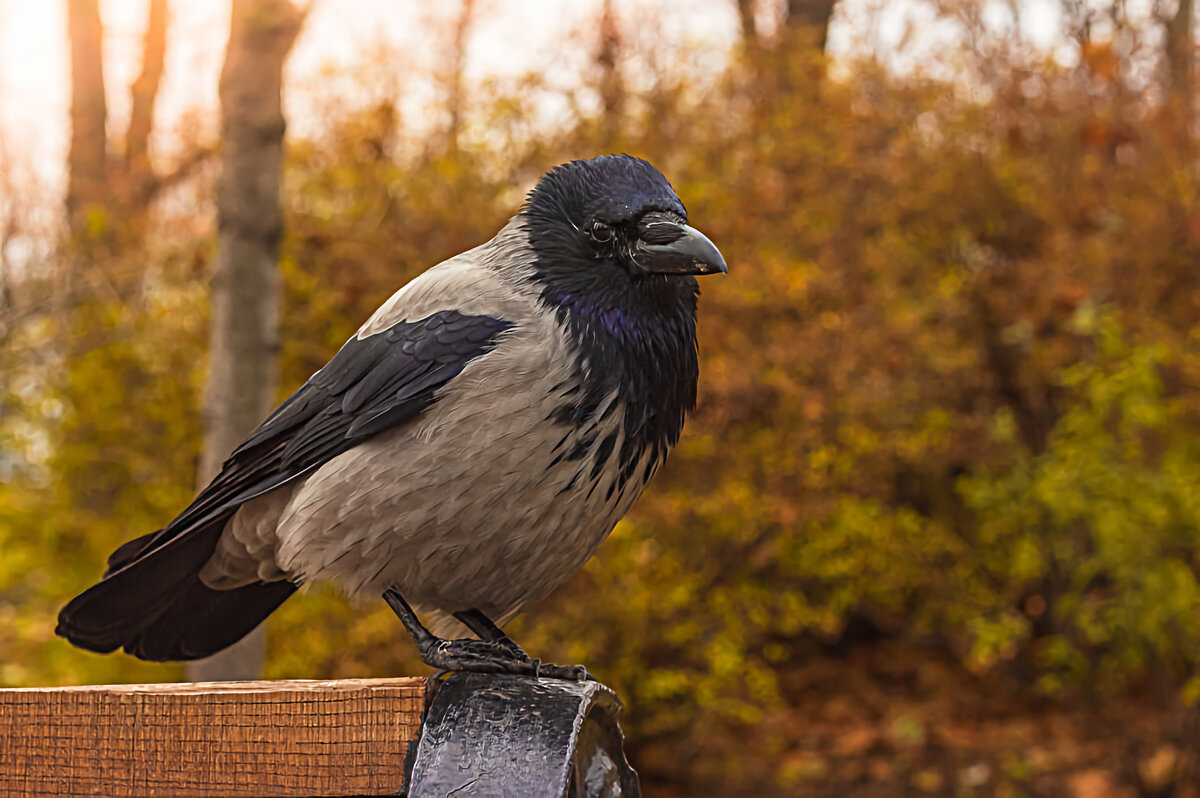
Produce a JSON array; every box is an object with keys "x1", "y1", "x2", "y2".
[{"x1": 589, "y1": 221, "x2": 613, "y2": 243}]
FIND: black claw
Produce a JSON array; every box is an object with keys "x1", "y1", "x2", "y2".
[
  {"x1": 453, "y1": 608, "x2": 529, "y2": 660},
  {"x1": 534, "y1": 662, "x2": 592, "y2": 681}
]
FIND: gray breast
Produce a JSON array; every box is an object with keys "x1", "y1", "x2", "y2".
[{"x1": 265, "y1": 305, "x2": 659, "y2": 625}]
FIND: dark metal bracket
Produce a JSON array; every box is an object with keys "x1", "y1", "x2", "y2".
[{"x1": 401, "y1": 673, "x2": 641, "y2": 797}]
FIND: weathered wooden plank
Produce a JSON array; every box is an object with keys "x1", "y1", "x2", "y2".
[{"x1": 0, "y1": 677, "x2": 424, "y2": 798}]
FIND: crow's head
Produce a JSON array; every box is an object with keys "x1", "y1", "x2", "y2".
[
  {"x1": 520, "y1": 155, "x2": 726, "y2": 306},
  {"x1": 516, "y1": 155, "x2": 722, "y2": 451}
]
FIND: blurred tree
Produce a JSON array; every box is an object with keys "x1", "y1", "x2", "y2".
[
  {"x1": 785, "y1": 0, "x2": 837, "y2": 50},
  {"x1": 55, "y1": 0, "x2": 175, "y2": 569},
  {"x1": 118, "y1": 0, "x2": 168, "y2": 219},
  {"x1": 734, "y1": 0, "x2": 757, "y2": 44},
  {"x1": 0, "y1": 140, "x2": 14, "y2": 343},
  {"x1": 64, "y1": 0, "x2": 210, "y2": 257},
  {"x1": 443, "y1": 0, "x2": 477, "y2": 158},
  {"x1": 189, "y1": 0, "x2": 306, "y2": 682},
  {"x1": 65, "y1": 0, "x2": 107, "y2": 243},
  {"x1": 1165, "y1": 0, "x2": 1195, "y2": 116},
  {"x1": 596, "y1": 0, "x2": 623, "y2": 149},
  {"x1": 734, "y1": 0, "x2": 838, "y2": 50}
]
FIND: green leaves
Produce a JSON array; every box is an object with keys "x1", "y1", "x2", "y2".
[
  {"x1": 961, "y1": 311, "x2": 1200, "y2": 689},
  {"x1": 0, "y1": 287, "x2": 206, "y2": 686}
]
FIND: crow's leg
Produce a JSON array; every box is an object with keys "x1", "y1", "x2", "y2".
[
  {"x1": 382, "y1": 589, "x2": 590, "y2": 681},
  {"x1": 382, "y1": 588, "x2": 525, "y2": 673}
]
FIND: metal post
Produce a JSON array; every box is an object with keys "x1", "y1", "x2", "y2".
[{"x1": 403, "y1": 673, "x2": 641, "y2": 797}]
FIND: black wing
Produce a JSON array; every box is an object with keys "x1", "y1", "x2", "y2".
[{"x1": 56, "y1": 309, "x2": 513, "y2": 660}]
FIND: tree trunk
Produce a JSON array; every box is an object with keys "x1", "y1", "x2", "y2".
[
  {"x1": 734, "y1": 0, "x2": 837, "y2": 51},
  {"x1": 66, "y1": 0, "x2": 108, "y2": 239},
  {"x1": 188, "y1": 0, "x2": 304, "y2": 683},
  {"x1": 67, "y1": 0, "x2": 177, "y2": 260},
  {"x1": 1166, "y1": 0, "x2": 1195, "y2": 116},
  {"x1": 122, "y1": 0, "x2": 168, "y2": 204},
  {"x1": 596, "y1": 0, "x2": 622, "y2": 149},
  {"x1": 444, "y1": 0, "x2": 476, "y2": 158},
  {"x1": 785, "y1": 0, "x2": 837, "y2": 51},
  {"x1": 735, "y1": 0, "x2": 758, "y2": 45}
]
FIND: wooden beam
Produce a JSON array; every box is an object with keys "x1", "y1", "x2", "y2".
[{"x1": 0, "y1": 677, "x2": 424, "y2": 797}]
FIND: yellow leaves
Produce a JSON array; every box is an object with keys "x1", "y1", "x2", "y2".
[
  {"x1": 967, "y1": 614, "x2": 1030, "y2": 672},
  {"x1": 1007, "y1": 537, "x2": 1045, "y2": 583},
  {"x1": 1181, "y1": 676, "x2": 1200, "y2": 707}
]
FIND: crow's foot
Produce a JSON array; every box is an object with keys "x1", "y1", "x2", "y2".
[
  {"x1": 420, "y1": 639, "x2": 590, "y2": 681},
  {"x1": 383, "y1": 587, "x2": 592, "y2": 681},
  {"x1": 420, "y1": 636, "x2": 529, "y2": 674}
]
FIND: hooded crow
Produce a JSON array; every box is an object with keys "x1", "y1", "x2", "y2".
[{"x1": 56, "y1": 154, "x2": 727, "y2": 679}]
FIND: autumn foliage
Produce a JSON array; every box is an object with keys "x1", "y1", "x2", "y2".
[{"x1": 2, "y1": 7, "x2": 1200, "y2": 796}]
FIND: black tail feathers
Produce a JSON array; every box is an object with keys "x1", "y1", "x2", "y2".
[{"x1": 56, "y1": 520, "x2": 296, "y2": 662}]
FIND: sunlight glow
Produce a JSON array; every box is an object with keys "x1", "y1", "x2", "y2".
[{"x1": 0, "y1": 0, "x2": 737, "y2": 197}]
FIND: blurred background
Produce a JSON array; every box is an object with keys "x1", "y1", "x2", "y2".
[{"x1": 2, "y1": 0, "x2": 1200, "y2": 795}]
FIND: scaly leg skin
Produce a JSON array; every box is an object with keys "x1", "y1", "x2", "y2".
[{"x1": 382, "y1": 589, "x2": 590, "y2": 681}]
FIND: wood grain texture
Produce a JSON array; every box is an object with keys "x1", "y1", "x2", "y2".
[{"x1": 0, "y1": 677, "x2": 424, "y2": 797}]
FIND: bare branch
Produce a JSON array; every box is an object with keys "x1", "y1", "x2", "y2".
[
  {"x1": 735, "y1": 0, "x2": 758, "y2": 45},
  {"x1": 125, "y1": 0, "x2": 168, "y2": 179}
]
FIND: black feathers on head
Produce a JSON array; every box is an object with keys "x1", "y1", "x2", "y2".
[{"x1": 524, "y1": 154, "x2": 687, "y2": 228}]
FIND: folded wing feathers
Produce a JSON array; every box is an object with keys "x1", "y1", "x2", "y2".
[
  {"x1": 56, "y1": 309, "x2": 516, "y2": 660},
  {"x1": 175, "y1": 310, "x2": 513, "y2": 565}
]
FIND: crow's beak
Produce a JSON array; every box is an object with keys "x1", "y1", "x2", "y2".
[{"x1": 636, "y1": 221, "x2": 728, "y2": 277}]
